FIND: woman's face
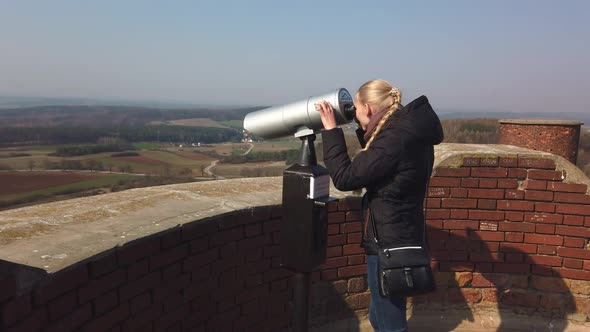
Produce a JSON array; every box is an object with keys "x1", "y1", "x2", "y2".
[{"x1": 353, "y1": 97, "x2": 371, "y2": 130}]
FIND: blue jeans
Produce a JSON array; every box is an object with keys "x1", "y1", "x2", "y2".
[{"x1": 367, "y1": 255, "x2": 408, "y2": 332}]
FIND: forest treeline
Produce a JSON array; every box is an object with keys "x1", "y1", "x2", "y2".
[
  {"x1": 0, "y1": 105, "x2": 260, "y2": 127},
  {"x1": 0, "y1": 125, "x2": 242, "y2": 146},
  {"x1": 222, "y1": 149, "x2": 301, "y2": 165}
]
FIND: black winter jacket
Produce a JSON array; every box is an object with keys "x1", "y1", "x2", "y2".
[{"x1": 321, "y1": 96, "x2": 444, "y2": 255}]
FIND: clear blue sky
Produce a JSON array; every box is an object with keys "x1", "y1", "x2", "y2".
[{"x1": 1, "y1": 0, "x2": 588, "y2": 112}]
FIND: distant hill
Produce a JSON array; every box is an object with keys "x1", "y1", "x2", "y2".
[
  {"x1": 0, "y1": 95, "x2": 248, "y2": 109},
  {"x1": 0, "y1": 105, "x2": 263, "y2": 128}
]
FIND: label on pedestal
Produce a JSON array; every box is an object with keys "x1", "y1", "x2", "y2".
[{"x1": 309, "y1": 175, "x2": 330, "y2": 199}]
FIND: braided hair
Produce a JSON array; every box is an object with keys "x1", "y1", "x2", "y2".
[{"x1": 358, "y1": 79, "x2": 402, "y2": 151}]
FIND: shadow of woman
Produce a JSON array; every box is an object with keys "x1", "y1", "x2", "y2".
[{"x1": 407, "y1": 226, "x2": 577, "y2": 332}]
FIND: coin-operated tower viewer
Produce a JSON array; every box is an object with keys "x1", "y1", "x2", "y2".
[{"x1": 243, "y1": 88, "x2": 355, "y2": 331}]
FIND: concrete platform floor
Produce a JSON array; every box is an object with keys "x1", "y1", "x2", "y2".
[{"x1": 310, "y1": 311, "x2": 590, "y2": 332}]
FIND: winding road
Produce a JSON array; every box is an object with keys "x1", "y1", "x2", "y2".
[{"x1": 204, "y1": 143, "x2": 253, "y2": 179}]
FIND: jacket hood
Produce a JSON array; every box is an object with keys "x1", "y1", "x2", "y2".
[{"x1": 387, "y1": 95, "x2": 444, "y2": 145}]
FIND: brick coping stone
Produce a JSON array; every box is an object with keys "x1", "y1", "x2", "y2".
[{"x1": 499, "y1": 119, "x2": 584, "y2": 126}]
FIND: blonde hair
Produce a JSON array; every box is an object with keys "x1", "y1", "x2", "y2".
[{"x1": 358, "y1": 79, "x2": 402, "y2": 151}]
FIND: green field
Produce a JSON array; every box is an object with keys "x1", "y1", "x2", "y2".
[
  {"x1": 132, "y1": 142, "x2": 161, "y2": 149},
  {"x1": 219, "y1": 120, "x2": 243, "y2": 130}
]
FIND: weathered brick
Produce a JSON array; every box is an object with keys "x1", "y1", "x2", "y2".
[
  {"x1": 499, "y1": 157, "x2": 518, "y2": 167},
  {"x1": 347, "y1": 232, "x2": 362, "y2": 244},
  {"x1": 498, "y1": 200, "x2": 534, "y2": 211},
  {"x1": 461, "y1": 178, "x2": 479, "y2": 188},
  {"x1": 555, "y1": 192, "x2": 590, "y2": 204},
  {"x1": 44, "y1": 304, "x2": 91, "y2": 332},
  {"x1": 462, "y1": 157, "x2": 480, "y2": 167},
  {"x1": 337, "y1": 198, "x2": 362, "y2": 211},
  {"x1": 79, "y1": 269, "x2": 126, "y2": 303},
  {"x1": 481, "y1": 157, "x2": 499, "y2": 167},
  {"x1": 35, "y1": 266, "x2": 88, "y2": 304},
  {"x1": 119, "y1": 272, "x2": 161, "y2": 301},
  {"x1": 535, "y1": 224, "x2": 555, "y2": 234},
  {"x1": 494, "y1": 263, "x2": 530, "y2": 274},
  {"x1": 117, "y1": 237, "x2": 160, "y2": 266},
  {"x1": 537, "y1": 245, "x2": 557, "y2": 255},
  {"x1": 505, "y1": 253, "x2": 524, "y2": 263},
  {"x1": 524, "y1": 234, "x2": 563, "y2": 246},
  {"x1": 471, "y1": 168, "x2": 507, "y2": 178},
  {"x1": 528, "y1": 170, "x2": 565, "y2": 181},
  {"x1": 547, "y1": 182, "x2": 588, "y2": 193},
  {"x1": 504, "y1": 212, "x2": 524, "y2": 222},
  {"x1": 80, "y1": 303, "x2": 129, "y2": 332},
  {"x1": 554, "y1": 268, "x2": 590, "y2": 280},
  {"x1": 526, "y1": 255, "x2": 563, "y2": 267},
  {"x1": 468, "y1": 210, "x2": 504, "y2": 221},
  {"x1": 507, "y1": 168, "x2": 527, "y2": 179},
  {"x1": 150, "y1": 243, "x2": 189, "y2": 271},
  {"x1": 127, "y1": 259, "x2": 149, "y2": 281},
  {"x1": 505, "y1": 233, "x2": 524, "y2": 242},
  {"x1": 498, "y1": 222, "x2": 534, "y2": 233},
  {"x1": 450, "y1": 188, "x2": 468, "y2": 198},
  {"x1": 556, "y1": 204, "x2": 590, "y2": 216},
  {"x1": 439, "y1": 262, "x2": 474, "y2": 272},
  {"x1": 504, "y1": 190, "x2": 525, "y2": 200},
  {"x1": 328, "y1": 212, "x2": 346, "y2": 224},
  {"x1": 450, "y1": 209, "x2": 469, "y2": 219},
  {"x1": 564, "y1": 215, "x2": 584, "y2": 226},
  {"x1": 441, "y1": 198, "x2": 477, "y2": 208},
  {"x1": 479, "y1": 178, "x2": 497, "y2": 188},
  {"x1": 2, "y1": 294, "x2": 32, "y2": 327},
  {"x1": 345, "y1": 210, "x2": 363, "y2": 222},
  {"x1": 564, "y1": 237, "x2": 586, "y2": 248},
  {"x1": 477, "y1": 199, "x2": 497, "y2": 210},
  {"x1": 564, "y1": 258, "x2": 584, "y2": 269},
  {"x1": 93, "y1": 291, "x2": 118, "y2": 316},
  {"x1": 499, "y1": 243, "x2": 537, "y2": 254},
  {"x1": 498, "y1": 179, "x2": 518, "y2": 189},
  {"x1": 524, "y1": 190, "x2": 553, "y2": 202},
  {"x1": 430, "y1": 177, "x2": 461, "y2": 187},
  {"x1": 433, "y1": 167, "x2": 470, "y2": 177},
  {"x1": 556, "y1": 225, "x2": 590, "y2": 238},
  {"x1": 534, "y1": 202, "x2": 556, "y2": 213},
  {"x1": 525, "y1": 213, "x2": 563, "y2": 224},
  {"x1": 337, "y1": 265, "x2": 367, "y2": 278},
  {"x1": 523, "y1": 179, "x2": 547, "y2": 190},
  {"x1": 557, "y1": 247, "x2": 590, "y2": 260},
  {"x1": 472, "y1": 231, "x2": 504, "y2": 242},
  {"x1": 428, "y1": 187, "x2": 450, "y2": 197},
  {"x1": 468, "y1": 189, "x2": 504, "y2": 199},
  {"x1": 48, "y1": 291, "x2": 77, "y2": 321},
  {"x1": 518, "y1": 158, "x2": 556, "y2": 169}
]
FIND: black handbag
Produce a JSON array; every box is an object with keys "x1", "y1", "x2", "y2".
[{"x1": 370, "y1": 208, "x2": 436, "y2": 297}]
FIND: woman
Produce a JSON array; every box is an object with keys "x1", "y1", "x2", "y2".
[{"x1": 317, "y1": 79, "x2": 443, "y2": 332}]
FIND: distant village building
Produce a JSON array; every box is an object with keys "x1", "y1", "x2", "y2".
[{"x1": 242, "y1": 129, "x2": 253, "y2": 143}]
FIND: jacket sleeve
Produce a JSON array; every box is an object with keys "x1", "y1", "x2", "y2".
[{"x1": 321, "y1": 128, "x2": 402, "y2": 191}]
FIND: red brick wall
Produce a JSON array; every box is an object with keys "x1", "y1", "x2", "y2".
[
  {"x1": 0, "y1": 200, "x2": 369, "y2": 332},
  {"x1": 1, "y1": 155, "x2": 589, "y2": 330},
  {"x1": 499, "y1": 122, "x2": 581, "y2": 163},
  {"x1": 423, "y1": 156, "x2": 590, "y2": 320}
]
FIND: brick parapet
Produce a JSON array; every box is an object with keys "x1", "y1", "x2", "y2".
[
  {"x1": 1, "y1": 146, "x2": 590, "y2": 330},
  {"x1": 498, "y1": 119, "x2": 583, "y2": 164}
]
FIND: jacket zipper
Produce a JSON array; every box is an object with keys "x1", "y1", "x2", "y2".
[{"x1": 383, "y1": 246, "x2": 423, "y2": 253}]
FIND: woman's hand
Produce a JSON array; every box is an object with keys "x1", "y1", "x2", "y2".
[{"x1": 316, "y1": 100, "x2": 337, "y2": 130}]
